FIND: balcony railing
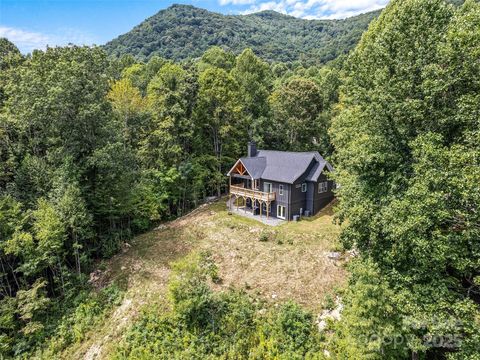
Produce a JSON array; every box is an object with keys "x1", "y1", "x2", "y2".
[{"x1": 229, "y1": 185, "x2": 276, "y2": 202}]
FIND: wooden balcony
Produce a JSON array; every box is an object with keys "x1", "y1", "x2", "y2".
[{"x1": 229, "y1": 185, "x2": 276, "y2": 202}]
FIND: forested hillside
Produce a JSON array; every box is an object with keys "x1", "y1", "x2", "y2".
[
  {"x1": 0, "y1": 0, "x2": 479, "y2": 359},
  {"x1": 0, "y1": 36, "x2": 339, "y2": 357},
  {"x1": 103, "y1": 4, "x2": 380, "y2": 65}
]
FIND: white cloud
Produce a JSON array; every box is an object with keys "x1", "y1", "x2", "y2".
[
  {"x1": 0, "y1": 26, "x2": 50, "y2": 53},
  {"x1": 0, "y1": 26, "x2": 98, "y2": 54},
  {"x1": 233, "y1": 0, "x2": 389, "y2": 19},
  {"x1": 219, "y1": 0, "x2": 256, "y2": 5},
  {"x1": 241, "y1": 1, "x2": 288, "y2": 14},
  {"x1": 314, "y1": 0, "x2": 388, "y2": 19}
]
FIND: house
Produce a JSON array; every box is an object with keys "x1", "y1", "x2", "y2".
[{"x1": 227, "y1": 142, "x2": 335, "y2": 221}]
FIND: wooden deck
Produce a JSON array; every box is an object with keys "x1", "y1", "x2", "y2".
[{"x1": 229, "y1": 185, "x2": 276, "y2": 202}]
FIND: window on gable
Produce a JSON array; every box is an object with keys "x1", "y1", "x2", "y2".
[
  {"x1": 279, "y1": 184, "x2": 284, "y2": 196},
  {"x1": 301, "y1": 183, "x2": 307, "y2": 193},
  {"x1": 318, "y1": 181, "x2": 328, "y2": 193}
]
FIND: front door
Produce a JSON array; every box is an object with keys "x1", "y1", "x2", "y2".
[{"x1": 277, "y1": 205, "x2": 286, "y2": 219}]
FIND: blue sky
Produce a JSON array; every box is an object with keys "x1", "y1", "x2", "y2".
[{"x1": 0, "y1": 0, "x2": 389, "y2": 53}]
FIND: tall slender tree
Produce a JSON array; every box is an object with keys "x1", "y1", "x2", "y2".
[
  {"x1": 195, "y1": 67, "x2": 241, "y2": 196},
  {"x1": 269, "y1": 77, "x2": 323, "y2": 152},
  {"x1": 232, "y1": 49, "x2": 272, "y2": 142}
]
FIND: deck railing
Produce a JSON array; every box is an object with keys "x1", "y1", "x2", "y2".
[{"x1": 229, "y1": 185, "x2": 276, "y2": 202}]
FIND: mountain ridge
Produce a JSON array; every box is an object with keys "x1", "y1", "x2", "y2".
[{"x1": 103, "y1": 4, "x2": 381, "y2": 64}]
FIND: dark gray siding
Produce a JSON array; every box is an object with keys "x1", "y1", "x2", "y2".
[
  {"x1": 312, "y1": 172, "x2": 334, "y2": 214},
  {"x1": 254, "y1": 160, "x2": 334, "y2": 220},
  {"x1": 287, "y1": 158, "x2": 318, "y2": 219},
  {"x1": 306, "y1": 182, "x2": 315, "y2": 214},
  {"x1": 289, "y1": 169, "x2": 334, "y2": 219},
  {"x1": 259, "y1": 179, "x2": 290, "y2": 218},
  {"x1": 289, "y1": 180, "x2": 306, "y2": 219}
]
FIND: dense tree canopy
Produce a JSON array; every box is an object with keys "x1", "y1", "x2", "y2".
[
  {"x1": 0, "y1": 0, "x2": 478, "y2": 357},
  {"x1": 330, "y1": 0, "x2": 480, "y2": 358},
  {"x1": 103, "y1": 4, "x2": 381, "y2": 65},
  {"x1": 0, "y1": 41, "x2": 340, "y2": 357},
  {"x1": 103, "y1": 2, "x2": 467, "y2": 66},
  {"x1": 269, "y1": 78, "x2": 323, "y2": 152}
]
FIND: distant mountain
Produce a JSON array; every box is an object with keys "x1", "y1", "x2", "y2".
[{"x1": 103, "y1": 4, "x2": 381, "y2": 65}]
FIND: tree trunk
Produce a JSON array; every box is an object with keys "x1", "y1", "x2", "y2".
[
  {"x1": 0, "y1": 258, "x2": 12, "y2": 296},
  {"x1": 57, "y1": 257, "x2": 65, "y2": 295},
  {"x1": 213, "y1": 128, "x2": 222, "y2": 197},
  {"x1": 74, "y1": 232, "x2": 81, "y2": 275}
]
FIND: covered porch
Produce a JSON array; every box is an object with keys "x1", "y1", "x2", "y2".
[
  {"x1": 226, "y1": 197, "x2": 284, "y2": 226},
  {"x1": 227, "y1": 159, "x2": 276, "y2": 220}
]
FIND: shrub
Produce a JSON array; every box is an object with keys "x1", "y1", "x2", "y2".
[
  {"x1": 259, "y1": 230, "x2": 270, "y2": 242},
  {"x1": 199, "y1": 251, "x2": 221, "y2": 283},
  {"x1": 252, "y1": 302, "x2": 324, "y2": 359},
  {"x1": 34, "y1": 284, "x2": 123, "y2": 358},
  {"x1": 322, "y1": 294, "x2": 335, "y2": 311},
  {"x1": 114, "y1": 256, "x2": 326, "y2": 359}
]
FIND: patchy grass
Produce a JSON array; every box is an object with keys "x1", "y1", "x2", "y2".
[
  {"x1": 200, "y1": 201, "x2": 345, "y2": 311},
  {"x1": 59, "y1": 199, "x2": 345, "y2": 359}
]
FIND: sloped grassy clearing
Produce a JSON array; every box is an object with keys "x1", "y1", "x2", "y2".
[{"x1": 59, "y1": 199, "x2": 345, "y2": 359}]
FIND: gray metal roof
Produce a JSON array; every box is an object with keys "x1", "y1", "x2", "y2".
[
  {"x1": 239, "y1": 156, "x2": 266, "y2": 179},
  {"x1": 230, "y1": 150, "x2": 333, "y2": 184},
  {"x1": 305, "y1": 153, "x2": 334, "y2": 182}
]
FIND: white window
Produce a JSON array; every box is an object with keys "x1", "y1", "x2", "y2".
[
  {"x1": 301, "y1": 183, "x2": 307, "y2": 193},
  {"x1": 279, "y1": 184, "x2": 284, "y2": 196},
  {"x1": 277, "y1": 205, "x2": 286, "y2": 219},
  {"x1": 264, "y1": 182, "x2": 272, "y2": 193},
  {"x1": 318, "y1": 181, "x2": 328, "y2": 193}
]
